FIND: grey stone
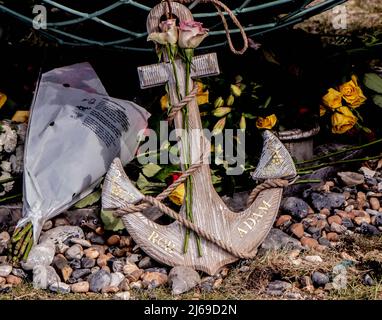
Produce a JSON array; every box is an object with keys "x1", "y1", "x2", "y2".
[
  {"x1": 0, "y1": 264, "x2": 12, "y2": 277},
  {"x1": 70, "y1": 238, "x2": 91, "y2": 248},
  {"x1": 42, "y1": 220, "x2": 53, "y2": 231},
  {"x1": 342, "y1": 218, "x2": 354, "y2": 229},
  {"x1": 86, "y1": 232, "x2": 105, "y2": 245},
  {"x1": 11, "y1": 268, "x2": 27, "y2": 278},
  {"x1": 266, "y1": 289, "x2": 284, "y2": 296},
  {"x1": 360, "y1": 223, "x2": 381, "y2": 236},
  {"x1": 138, "y1": 256, "x2": 153, "y2": 269},
  {"x1": 72, "y1": 268, "x2": 91, "y2": 279},
  {"x1": 318, "y1": 237, "x2": 330, "y2": 246},
  {"x1": 311, "y1": 192, "x2": 345, "y2": 211},
  {"x1": 81, "y1": 257, "x2": 96, "y2": 269},
  {"x1": 112, "y1": 259, "x2": 124, "y2": 273},
  {"x1": 49, "y1": 282, "x2": 71, "y2": 294},
  {"x1": 109, "y1": 272, "x2": 125, "y2": 287},
  {"x1": 312, "y1": 271, "x2": 329, "y2": 287},
  {"x1": 65, "y1": 244, "x2": 84, "y2": 260},
  {"x1": 364, "y1": 274, "x2": 375, "y2": 286},
  {"x1": 267, "y1": 280, "x2": 292, "y2": 292},
  {"x1": 338, "y1": 172, "x2": 365, "y2": 187},
  {"x1": 22, "y1": 241, "x2": 56, "y2": 270},
  {"x1": 39, "y1": 226, "x2": 84, "y2": 245},
  {"x1": 281, "y1": 197, "x2": 311, "y2": 220},
  {"x1": 331, "y1": 222, "x2": 347, "y2": 234},
  {"x1": 375, "y1": 214, "x2": 382, "y2": 227},
  {"x1": 126, "y1": 254, "x2": 141, "y2": 263},
  {"x1": 200, "y1": 277, "x2": 214, "y2": 293},
  {"x1": 69, "y1": 259, "x2": 82, "y2": 269},
  {"x1": 113, "y1": 291, "x2": 131, "y2": 300},
  {"x1": 33, "y1": 265, "x2": 60, "y2": 289},
  {"x1": 168, "y1": 266, "x2": 201, "y2": 295},
  {"x1": 260, "y1": 229, "x2": 303, "y2": 252},
  {"x1": 88, "y1": 269, "x2": 111, "y2": 292}
]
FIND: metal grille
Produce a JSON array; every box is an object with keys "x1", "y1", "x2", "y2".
[{"x1": 0, "y1": 0, "x2": 346, "y2": 51}]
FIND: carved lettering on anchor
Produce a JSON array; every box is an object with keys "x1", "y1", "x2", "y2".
[
  {"x1": 237, "y1": 200, "x2": 272, "y2": 238},
  {"x1": 148, "y1": 230, "x2": 176, "y2": 254}
]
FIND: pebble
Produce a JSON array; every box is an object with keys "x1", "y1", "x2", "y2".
[
  {"x1": 275, "y1": 215, "x2": 292, "y2": 227},
  {"x1": 304, "y1": 255, "x2": 323, "y2": 264},
  {"x1": 0, "y1": 276, "x2": 5, "y2": 285},
  {"x1": 84, "y1": 247, "x2": 100, "y2": 259},
  {"x1": 112, "y1": 260, "x2": 124, "y2": 273},
  {"x1": 106, "y1": 235, "x2": 120, "y2": 246},
  {"x1": 326, "y1": 233, "x2": 339, "y2": 242},
  {"x1": 364, "y1": 274, "x2": 375, "y2": 286},
  {"x1": 312, "y1": 271, "x2": 329, "y2": 287},
  {"x1": 6, "y1": 275, "x2": 22, "y2": 285},
  {"x1": 65, "y1": 244, "x2": 84, "y2": 260},
  {"x1": 281, "y1": 197, "x2": 311, "y2": 220},
  {"x1": 337, "y1": 172, "x2": 365, "y2": 186},
  {"x1": 342, "y1": 218, "x2": 354, "y2": 229},
  {"x1": 123, "y1": 261, "x2": 139, "y2": 275},
  {"x1": 354, "y1": 215, "x2": 371, "y2": 226},
  {"x1": 360, "y1": 223, "x2": 381, "y2": 236},
  {"x1": 141, "y1": 272, "x2": 168, "y2": 289},
  {"x1": 267, "y1": 280, "x2": 292, "y2": 292},
  {"x1": 261, "y1": 229, "x2": 303, "y2": 251},
  {"x1": 110, "y1": 272, "x2": 125, "y2": 287},
  {"x1": 102, "y1": 286, "x2": 119, "y2": 294},
  {"x1": 0, "y1": 264, "x2": 12, "y2": 277},
  {"x1": 88, "y1": 269, "x2": 111, "y2": 293},
  {"x1": 239, "y1": 266, "x2": 250, "y2": 272},
  {"x1": 357, "y1": 192, "x2": 367, "y2": 209},
  {"x1": 126, "y1": 254, "x2": 141, "y2": 264},
  {"x1": 42, "y1": 220, "x2": 53, "y2": 231},
  {"x1": 129, "y1": 281, "x2": 143, "y2": 290},
  {"x1": 300, "y1": 237, "x2": 319, "y2": 249},
  {"x1": 330, "y1": 222, "x2": 347, "y2": 234},
  {"x1": 39, "y1": 226, "x2": 84, "y2": 245},
  {"x1": 119, "y1": 236, "x2": 132, "y2": 248},
  {"x1": 81, "y1": 257, "x2": 96, "y2": 269},
  {"x1": 328, "y1": 215, "x2": 342, "y2": 225},
  {"x1": 72, "y1": 268, "x2": 91, "y2": 279},
  {"x1": 113, "y1": 291, "x2": 131, "y2": 300},
  {"x1": 370, "y1": 197, "x2": 381, "y2": 210},
  {"x1": 54, "y1": 217, "x2": 70, "y2": 227},
  {"x1": 70, "y1": 238, "x2": 92, "y2": 248},
  {"x1": 71, "y1": 281, "x2": 90, "y2": 293},
  {"x1": 11, "y1": 268, "x2": 27, "y2": 278},
  {"x1": 49, "y1": 282, "x2": 71, "y2": 294},
  {"x1": 376, "y1": 214, "x2": 382, "y2": 227},
  {"x1": 97, "y1": 253, "x2": 112, "y2": 267},
  {"x1": 311, "y1": 192, "x2": 345, "y2": 211},
  {"x1": 0, "y1": 231, "x2": 10, "y2": 252},
  {"x1": 320, "y1": 208, "x2": 330, "y2": 216},
  {"x1": 119, "y1": 279, "x2": 130, "y2": 291},
  {"x1": 138, "y1": 256, "x2": 154, "y2": 269},
  {"x1": 168, "y1": 266, "x2": 201, "y2": 295},
  {"x1": 55, "y1": 243, "x2": 69, "y2": 254},
  {"x1": 290, "y1": 223, "x2": 304, "y2": 239}
]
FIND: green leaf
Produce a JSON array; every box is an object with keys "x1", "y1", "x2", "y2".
[
  {"x1": 242, "y1": 113, "x2": 256, "y2": 119},
  {"x1": 136, "y1": 173, "x2": 150, "y2": 190},
  {"x1": 364, "y1": 73, "x2": 382, "y2": 94},
  {"x1": 142, "y1": 163, "x2": 162, "y2": 178},
  {"x1": 74, "y1": 190, "x2": 101, "y2": 208},
  {"x1": 155, "y1": 164, "x2": 181, "y2": 182},
  {"x1": 100, "y1": 210, "x2": 124, "y2": 231},
  {"x1": 373, "y1": 94, "x2": 382, "y2": 108}
]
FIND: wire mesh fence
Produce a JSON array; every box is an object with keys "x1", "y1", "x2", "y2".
[{"x1": 0, "y1": 0, "x2": 346, "y2": 50}]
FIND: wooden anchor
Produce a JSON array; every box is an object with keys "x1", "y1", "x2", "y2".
[{"x1": 102, "y1": 2, "x2": 297, "y2": 275}]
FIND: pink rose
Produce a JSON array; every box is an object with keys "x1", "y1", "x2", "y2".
[
  {"x1": 147, "y1": 19, "x2": 178, "y2": 45},
  {"x1": 178, "y1": 20, "x2": 208, "y2": 49}
]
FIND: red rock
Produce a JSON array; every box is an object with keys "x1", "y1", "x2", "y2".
[
  {"x1": 320, "y1": 208, "x2": 330, "y2": 216},
  {"x1": 316, "y1": 220, "x2": 328, "y2": 230},
  {"x1": 126, "y1": 269, "x2": 144, "y2": 282},
  {"x1": 275, "y1": 215, "x2": 292, "y2": 227},
  {"x1": 328, "y1": 215, "x2": 342, "y2": 225},
  {"x1": 300, "y1": 237, "x2": 319, "y2": 249},
  {"x1": 120, "y1": 236, "x2": 133, "y2": 248},
  {"x1": 0, "y1": 277, "x2": 6, "y2": 285},
  {"x1": 357, "y1": 192, "x2": 367, "y2": 209},
  {"x1": 97, "y1": 253, "x2": 113, "y2": 267},
  {"x1": 71, "y1": 281, "x2": 90, "y2": 293},
  {"x1": 370, "y1": 197, "x2": 380, "y2": 211},
  {"x1": 84, "y1": 247, "x2": 100, "y2": 259},
  {"x1": 354, "y1": 216, "x2": 371, "y2": 225},
  {"x1": 101, "y1": 286, "x2": 119, "y2": 294},
  {"x1": 61, "y1": 265, "x2": 73, "y2": 282},
  {"x1": 336, "y1": 211, "x2": 349, "y2": 219},
  {"x1": 6, "y1": 275, "x2": 22, "y2": 285},
  {"x1": 119, "y1": 279, "x2": 130, "y2": 291},
  {"x1": 326, "y1": 233, "x2": 339, "y2": 242},
  {"x1": 141, "y1": 272, "x2": 168, "y2": 289},
  {"x1": 290, "y1": 223, "x2": 304, "y2": 239},
  {"x1": 107, "y1": 235, "x2": 120, "y2": 246}
]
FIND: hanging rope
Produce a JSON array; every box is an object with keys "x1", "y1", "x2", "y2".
[{"x1": 176, "y1": 0, "x2": 248, "y2": 55}]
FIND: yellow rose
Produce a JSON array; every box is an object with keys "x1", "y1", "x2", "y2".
[
  {"x1": 226, "y1": 95, "x2": 235, "y2": 106},
  {"x1": 256, "y1": 114, "x2": 277, "y2": 130},
  {"x1": 331, "y1": 106, "x2": 357, "y2": 134},
  {"x1": 322, "y1": 88, "x2": 342, "y2": 110},
  {"x1": 212, "y1": 117, "x2": 226, "y2": 136},
  {"x1": 160, "y1": 94, "x2": 169, "y2": 111},
  {"x1": 12, "y1": 111, "x2": 30, "y2": 123},
  {"x1": 230, "y1": 84, "x2": 242, "y2": 97},
  {"x1": 320, "y1": 105, "x2": 326, "y2": 117},
  {"x1": 212, "y1": 107, "x2": 231, "y2": 117},
  {"x1": 339, "y1": 75, "x2": 367, "y2": 108},
  {"x1": 195, "y1": 81, "x2": 209, "y2": 105},
  {"x1": 214, "y1": 96, "x2": 224, "y2": 108},
  {"x1": 169, "y1": 183, "x2": 185, "y2": 206},
  {"x1": 0, "y1": 92, "x2": 7, "y2": 109}
]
